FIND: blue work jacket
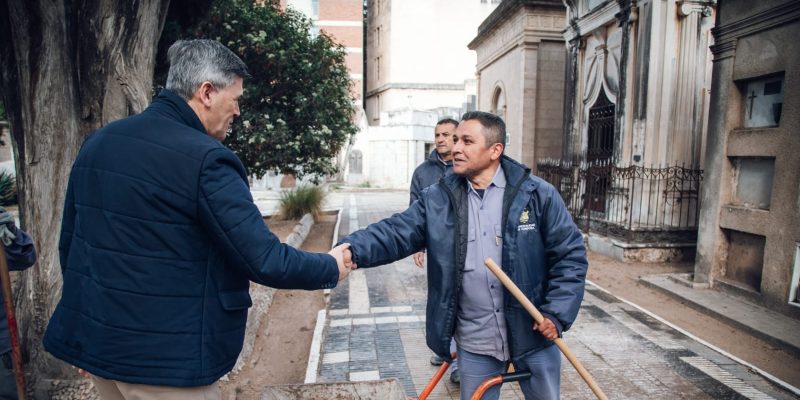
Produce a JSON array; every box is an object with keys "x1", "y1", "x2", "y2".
[
  {"x1": 342, "y1": 156, "x2": 587, "y2": 363},
  {"x1": 0, "y1": 229, "x2": 36, "y2": 355}
]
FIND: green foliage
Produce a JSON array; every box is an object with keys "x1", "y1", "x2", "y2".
[
  {"x1": 357, "y1": 181, "x2": 371, "y2": 188},
  {"x1": 277, "y1": 185, "x2": 325, "y2": 220},
  {"x1": 157, "y1": 0, "x2": 357, "y2": 182},
  {"x1": 0, "y1": 171, "x2": 17, "y2": 206}
]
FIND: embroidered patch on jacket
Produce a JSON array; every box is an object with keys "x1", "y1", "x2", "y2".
[
  {"x1": 519, "y1": 209, "x2": 530, "y2": 224},
  {"x1": 518, "y1": 208, "x2": 536, "y2": 231}
]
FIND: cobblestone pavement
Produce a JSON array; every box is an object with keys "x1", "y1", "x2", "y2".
[{"x1": 313, "y1": 190, "x2": 798, "y2": 400}]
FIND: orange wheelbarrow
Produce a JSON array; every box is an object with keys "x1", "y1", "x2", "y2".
[
  {"x1": 416, "y1": 354, "x2": 531, "y2": 400},
  {"x1": 415, "y1": 258, "x2": 608, "y2": 400}
]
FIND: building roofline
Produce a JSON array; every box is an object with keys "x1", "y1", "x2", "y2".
[{"x1": 469, "y1": 0, "x2": 565, "y2": 49}]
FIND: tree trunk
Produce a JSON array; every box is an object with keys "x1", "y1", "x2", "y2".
[{"x1": 0, "y1": 0, "x2": 170, "y2": 387}]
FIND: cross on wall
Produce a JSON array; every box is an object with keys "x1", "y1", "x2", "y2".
[{"x1": 747, "y1": 91, "x2": 757, "y2": 119}]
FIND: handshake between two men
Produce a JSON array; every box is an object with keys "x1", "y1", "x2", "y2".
[{"x1": 328, "y1": 243, "x2": 357, "y2": 281}]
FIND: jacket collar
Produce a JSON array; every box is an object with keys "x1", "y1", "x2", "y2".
[
  {"x1": 146, "y1": 89, "x2": 208, "y2": 135},
  {"x1": 428, "y1": 149, "x2": 452, "y2": 167},
  {"x1": 499, "y1": 155, "x2": 535, "y2": 192}
]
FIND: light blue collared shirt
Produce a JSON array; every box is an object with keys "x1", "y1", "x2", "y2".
[{"x1": 455, "y1": 165, "x2": 509, "y2": 361}]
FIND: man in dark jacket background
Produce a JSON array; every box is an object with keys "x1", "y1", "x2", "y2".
[
  {"x1": 342, "y1": 111, "x2": 587, "y2": 400},
  {"x1": 44, "y1": 39, "x2": 353, "y2": 400},
  {"x1": 409, "y1": 117, "x2": 456, "y2": 268},
  {"x1": 409, "y1": 117, "x2": 456, "y2": 205},
  {"x1": 0, "y1": 207, "x2": 36, "y2": 400},
  {"x1": 408, "y1": 117, "x2": 461, "y2": 383}
]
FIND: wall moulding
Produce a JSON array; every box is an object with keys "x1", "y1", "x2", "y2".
[
  {"x1": 678, "y1": 0, "x2": 714, "y2": 18},
  {"x1": 710, "y1": 1, "x2": 800, "y2": 58},
  {"x1": 572, "y1": 1, "x2": 620, "y2": 39}
]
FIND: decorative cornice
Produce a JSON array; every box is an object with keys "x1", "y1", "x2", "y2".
[
  {"x1": 710, "y1": 0, "x2": 800, "y2": 59},
  {"x1": 470, "y1": 0, "x2": 564, "y2": 49},
  {"x1": 563, "y1": 15, "x2": 581, "y2": 45},
  {"x1": 566, "y1": 0, "x2": 620, "y2": 41},
  {"x1": 475, "y1": 27, "x2": 564, "y2": 71},
  {"x1": 678, "y1": 0, "x2": 715, "y2": 18}
]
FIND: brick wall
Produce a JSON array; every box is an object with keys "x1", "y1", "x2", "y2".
[
  {"x1": 319, "y1": 0, "x2": 362, "y2": 21},
  {"x1": 320, "y1": 26, "x2": 362, "y2": 47}
]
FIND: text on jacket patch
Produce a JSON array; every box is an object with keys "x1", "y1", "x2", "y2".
[{"x1": 518, "y1": 208, "x2": 536, "y2": 231}]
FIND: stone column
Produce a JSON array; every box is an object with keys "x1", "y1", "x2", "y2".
[
  {"x1": 614, "y1": 0, "x2": 637, "y2": 163},
  {"x1": 562, "y1": 34, "x2": 581, "y2": 162},
  {"x1": 670, "y1": 0, "x2": 715, "y2": 167}
]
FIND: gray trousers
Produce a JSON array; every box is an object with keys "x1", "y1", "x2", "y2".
[{"x1": 457, "y1": 345, "x2": 561, "y2": 400}]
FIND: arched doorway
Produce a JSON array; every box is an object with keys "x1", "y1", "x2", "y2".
[
  {"x1": 587, "y1": 89, "x2": 615, "y2": 164},
  {"x1": 491, "y1": 86, "x2": 506, "y2": 122},
  {"x1": 585, "y1": 89, "x2": 615, "y2": 213}
]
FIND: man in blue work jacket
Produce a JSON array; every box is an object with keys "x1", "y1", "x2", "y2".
[
  {"x1": 408, "y1": 117, "x2": 460, "y2": 383},
  {"x1": 341, "y1": 111, "x2": 587, "y2": 399}
]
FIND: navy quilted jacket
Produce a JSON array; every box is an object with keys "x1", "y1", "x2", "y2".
[
  {"x1": 43, "y1": 89, "x2": 339, "y2": 387},
  {"x1": 342, "y1": 157, "x2": 587, "y2": 363}
]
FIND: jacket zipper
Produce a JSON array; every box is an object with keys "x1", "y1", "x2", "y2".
[
  {"x1": 441, "y1": 181, "x2": 461, "y2": 341},
  {"x1": 500, "y1": 168, "x2": 530, "y2": 359}
]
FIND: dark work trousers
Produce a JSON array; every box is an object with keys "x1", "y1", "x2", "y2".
[{"x1": 0, "y1": 352, "x2": 18, "y2": 399}]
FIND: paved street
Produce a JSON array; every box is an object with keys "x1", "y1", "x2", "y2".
[{"x1": 311, "y1": 190, "x2": 798, "y2": 399}]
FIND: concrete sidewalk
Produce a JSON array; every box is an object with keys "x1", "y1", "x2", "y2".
[
  {"x1": 310, "y1": 191, "x2": 800, "y2": 400},
  {"x1": 641, "y1": 274, "x2": 800, "y2": 358}
]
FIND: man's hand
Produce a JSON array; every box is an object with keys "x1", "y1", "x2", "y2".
[
  {"x1": 329, "y1": 243, "x2": 356, "y2": 281},
  {"x1": 412, "y1": 251, "x2": 425, "y2": 268},
  {"x1": 0, "y1": 206, "x2": 17, "y2": 246},
  {"x1": 73, "y1": 366, "x2": 90, "y2": 379},
  {"x1": 343, "y1": 245, "x2": 357, "y2": 270},
  {"x1": 533, "y1": 317, "x2": 558, "y2": 341}
]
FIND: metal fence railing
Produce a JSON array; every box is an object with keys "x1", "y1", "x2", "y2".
[{"x1": 536, "y1": 159, "x2": 704, "y2": 244}]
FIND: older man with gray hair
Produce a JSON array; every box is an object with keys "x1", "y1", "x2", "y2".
[{"x1": 43, "y1": 39, "x2": 353, "y2": 400}]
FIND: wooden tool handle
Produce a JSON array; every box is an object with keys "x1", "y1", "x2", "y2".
[
  {"x1": 484, "y1": 258, "x2": 607, "y2": 400},
  {"x1": 0, "y1": 243, "x2": 26, "y2": 400}
]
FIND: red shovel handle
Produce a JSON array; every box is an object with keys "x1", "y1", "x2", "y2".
[{"x1": 0, "y1": 243, "x2": 26, "y2": 400}]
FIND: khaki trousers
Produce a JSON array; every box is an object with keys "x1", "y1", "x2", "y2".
[{"x1": 91, "y1": 375, "x2": 220, "y2": 400}]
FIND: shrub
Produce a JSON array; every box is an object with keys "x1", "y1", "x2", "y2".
[
  {"x1": 277, "y1": 185, "x2": 325, "y2": 220},
  {"x1": 0, "y1": 171, "x2": 16, "y2": 206},
  {"x1": 156, "y1": 0, "x2": 357, "y2": 182}
]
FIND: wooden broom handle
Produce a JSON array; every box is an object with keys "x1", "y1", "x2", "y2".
[{"x1": 484, "y1": 258, "x2": 607, "y2": 400}]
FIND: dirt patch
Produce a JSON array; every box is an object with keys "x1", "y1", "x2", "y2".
[
  {"x1": 261, "y1": 217, "x2": 297, "y2": 242},
  {"x1": 221, "y1": 214, "x2": 337, "y2": 400},
  {"x1": 587, "y1": 251, "x2": 800, "y2": 387}
]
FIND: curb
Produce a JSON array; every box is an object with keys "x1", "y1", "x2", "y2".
[
  {"x1": 304, "y1": 208, "x2": 342, "y2": 384},
  {"x1": 588, "y1": 279, "x2": 800, "y2": 397},
  {"x1": 639, "y1": 273, "x2": 800, "y2": 359}
]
